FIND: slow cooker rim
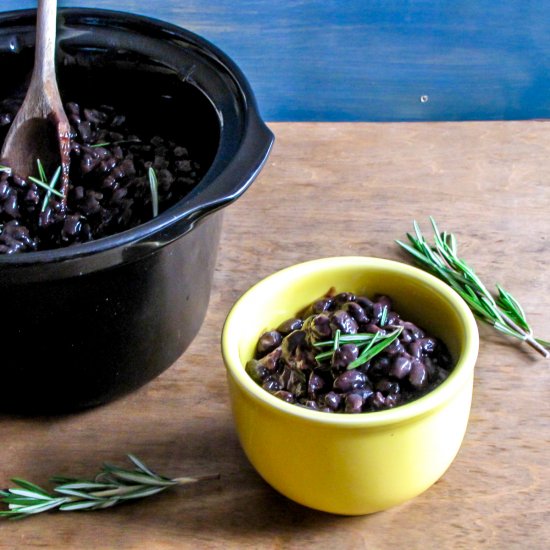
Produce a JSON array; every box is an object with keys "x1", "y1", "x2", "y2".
[{"x1": 0, "y1": 7, "x2": 271, "y2": 266}]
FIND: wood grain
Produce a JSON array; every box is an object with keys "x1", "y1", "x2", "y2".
[
  {"x1": 0, "y1": 121, "x2": 549, "y2": 549},
  {"x1": 4, "y1": 2, "x2": 550, "y2": 121}
]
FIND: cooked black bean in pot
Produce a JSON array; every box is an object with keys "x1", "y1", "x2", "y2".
[
  {"x1": 0, "y1": 98, "x2": 203, "y2": 253},
  {"x1": 245, "y1": 289, "x2": 454, "y2": 413}
]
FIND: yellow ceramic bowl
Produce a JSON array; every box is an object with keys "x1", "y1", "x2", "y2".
[{"x1": 222, "y1": 257, "x2": 479, "y2": 515}]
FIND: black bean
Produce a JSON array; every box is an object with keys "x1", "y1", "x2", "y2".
[
  {"x1": 245, "y1": 359, "x2": 269, "y2": 384},
  {"x1": 257, "y1": 347, "x2": 281, "y2": 371},
  {"x1": 331, "y1": 343, "x2": 359, "y2": 369},
  {"x1": 342, "y1": 302, "x2": 369, "y2": 323},
  {"x1": 0, "y1": 112, "x2": 12, "y2": 125},
  {"x1": 278, "y1": 365, "x2": 305, "y2": 394},
  {"x1": 375, "y1": 295, "x2": 392, "y2": 310},
  {"x1": 273, "y1": 390, "x2": 294, "y2": 403},
  {"x1": 367, "y1": 355, "x2": 391, "y2": 379},
  {"x1": 77, "y1": 121, "x2": 92, "y2": 141},
  {"x1": 307, "y1": 373, "x2": 325, "y2": 396},
  {"x1": 408, "y1": 341, "x2": 423, "y2": 359},
  {"x1": 24, "y1": 188, "x2": 40, "y2": 205},
  {"x1": 385, "y1": 311, "x2": 400, "y2": 326},
  {"x1": 409, "y1": 360, "x2": 428, "y2": 389},
  {"x1": 330, "y1": 310, "x2": 358, "y2": 334},
  {"x1": 419, "y1": 337, "x2": 437, "y2": 353},
  {"x1": 256, "y1": 330, "x2": 283, "y2": 356},
  {"x1": 390, "y1": 355, "x2": 412, "y2": 379},
  {"x1": 304, "y1": 313, "x2": 332, "y2": 341},
  {"x1": 303, "y1": 400, "x2": 320, "y2": 410},
  {"x1": 385, "y1": 339, "x2": 405, "y2": 356},
  {"x1": 84, "y1": 108, "x2": 107, "y2": 124},
  {"x1": 401, "y1": 321, "x2": 425, "y2": 340},
  {"x1": 400, "y1": 329, "x2": 414, "y2": 344},
  {"x1": 62, "y1": 215, "x2": 82, "y2": 239},
  {"x1": 345, "y1": 393, "x2": 364, "y2": 413},
  {"x1": 311, "y1": 297, "x2": 333, "y2": 314},
  {"x1": 355, "y1": 295, "x2": 373, "y2": 312},
  {"x1": 282, "y1": 330, "x2": 306, "y2": 358},
  {"x1": 375, "y1": 379, "x2": 400, "y2": 395},
  {"x1": 0, "y1": 180, "x2": 10, "y2": 200},
  {"x1": 333, "y1": 292, "x2": 355, "y2": 306},
  {"x1": 363, "y1": 322, "x2": 382, "y2": 334},
  {"x1": 277, "y1": 317, "x2": 303, "y2": 334},
  {"x1": 384, "y1": 394, "x2": 399, "y2": 408},
  {"x1": 354, "y1": 386, "x2": 374, "y2": 401},
  {"x1": 333, "y1": 370, "x2": 367, "y2": 392},
  {"x1": 112, "y1": 115, "x2": 126, "y2": 127},
  {"x1": 262, "y1": 377, "x2": 282, "y2": 392},
  {"x1": 3, "y1": 193, "x2": 19, "y2": 217},
  {"x1": 370, "y1": 391, "x2": 387, "y2": 410},
  {"x1": 323, "y1": 391, "x2": 341, "y2": 411}
]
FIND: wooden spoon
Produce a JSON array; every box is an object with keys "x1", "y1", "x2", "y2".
[{"x1": 1, "y1": 0, "x2": 70, "y2": 204}]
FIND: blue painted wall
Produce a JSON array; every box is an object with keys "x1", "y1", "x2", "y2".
[{"x1": 3, "y1": 1, "x2": 550, "y2": 122}]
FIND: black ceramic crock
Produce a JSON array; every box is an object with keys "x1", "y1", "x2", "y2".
[{"x1": 0, "y1": 9, "x2": 273, "y2": 413}]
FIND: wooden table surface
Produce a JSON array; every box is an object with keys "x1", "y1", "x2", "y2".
[{"x1": 0, "y1": 122, "x2": 549, "y2": 549}]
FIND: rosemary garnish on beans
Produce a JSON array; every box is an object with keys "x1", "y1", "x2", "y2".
[
  {"x1": 397, "y1": 217, "x2": 549, "y2": 358},
  {"x1": 28, "y1": 159, "x2": 65, "y2": 211},
  {"x1": 315, "y1": 326, "x2": 404, "y2": 369},
  {"x1": 148, "y1": 166, "x2": 159, "y2": 218}
]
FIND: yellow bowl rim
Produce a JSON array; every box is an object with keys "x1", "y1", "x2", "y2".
[{"x1": 222, "y1": 256, "x2": 479, "y2": 428}]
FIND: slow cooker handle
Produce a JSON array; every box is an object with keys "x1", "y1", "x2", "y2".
[{"x1": 152, "y1": 119, "x2": 274, "y2": 244}]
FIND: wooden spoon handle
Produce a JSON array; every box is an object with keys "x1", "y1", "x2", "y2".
[{"x1": 33, "y1": 0, "x2": 58, "y2": 83}]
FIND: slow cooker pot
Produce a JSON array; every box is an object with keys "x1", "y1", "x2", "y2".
[{"x1": 0, "y1": 9, "x2": 274, "y2": 413}]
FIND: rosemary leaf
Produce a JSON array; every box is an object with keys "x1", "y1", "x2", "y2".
[
  {"x1": 347, "y1": 327, "x2": 403, "y2": 370},
  {"x1": 36, "y1": 158, "x2": 47, "y2": 183},
  {"x1": 28, "y1": 176, "x2": 65, "y2": 199},
  {"x1": 314, "y1": 327, "x2": 403, "y2": 369},
  {"x1": 148, "y1": 166, "x2": 159, "y2": 218}
]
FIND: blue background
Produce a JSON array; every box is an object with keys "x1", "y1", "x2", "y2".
[{"x1": 3, "y1": 1, "x2": 550, "y2": 122}]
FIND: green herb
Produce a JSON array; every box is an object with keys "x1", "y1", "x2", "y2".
[
  {"x1": 397, "y1": 217, "x2": 549, "y2": 358},
  {"x1": 333, "y1": 329, "x2": 341, "y2": 351},
  {"x1": 315, "y1": 326, "x2": 403, "y2": 369},
  {"x1": 0, "y1": 164, "x2": 12, "y2": 175},
  {"x1": 148, "y1": 166, "x2": 159, "y2": 218},
  {"x1": 28, "y1": 160, "x2": 65, "y2": 210},
  {"x1": 0, "y1": 454, "x2": 218, "y2": 520},
  {"x1": 90, "y1": 139, "x2": 141, "y2": 148},
  {"x1": 379, "y1": 305, "x2": 388, "y2": 327}
]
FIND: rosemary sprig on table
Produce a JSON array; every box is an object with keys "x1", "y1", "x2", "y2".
[
  {"x1": 397, "y1": 217, "x2": 549, "y2": 358},
  {"x1": 0, "y1": 455, "x2": 218, "y2": 520},
  {"x1": 315, "y1": 326, "x2": 403, "y2": 369}
]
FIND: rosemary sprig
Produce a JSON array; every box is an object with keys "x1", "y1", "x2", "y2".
[
  {"x1": 90, "y1": 139, "x2": 142, "y2": 148},
  {"x1": 397, "y1": 217, "x2": 549, "y2": 358},
  {"x1": 28, "y1": 159, "x2": 65, "y2": 211},
  {"x1": 315, "y1": 326, "x2": 403, "y2": 369},
  {"x1": 0, "y1": 455, "x2": 218, "y2": 520},
  {"x1": 148, "y1": 166, "x2": 159, "y2": 218}
]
